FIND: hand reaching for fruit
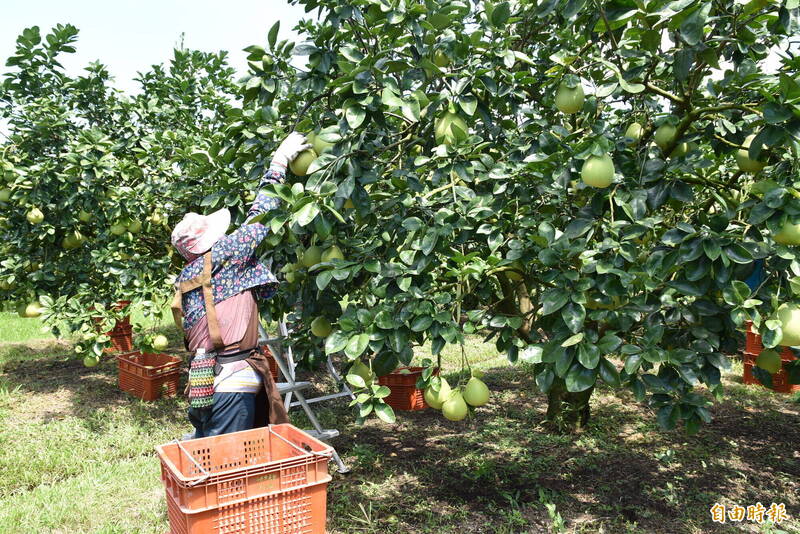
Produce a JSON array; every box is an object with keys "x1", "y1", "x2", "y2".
[{"x1": 270, "y1": 132, "x2": 313, "y2": 171}]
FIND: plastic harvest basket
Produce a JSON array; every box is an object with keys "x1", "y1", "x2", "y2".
[
  {"x1": 378, "y1": 366, "x2": 438, "y2": 411},
  {"x1": 117, "y1": 351, "x2": 181, "y2": 401},
  {"x1": 743, "y1": 352, "x2": 800, "y2": 394},
  {"x1": 156, "y1": 424, "x2": 333, "y2": 534}
]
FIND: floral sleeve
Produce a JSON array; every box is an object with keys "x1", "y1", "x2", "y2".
[
  {"x1": 247, "y1": 167, "x2": 284, "y2": 221},
  {"x1": 211, "y1": 167, "x2": 285, "y2": 266}
]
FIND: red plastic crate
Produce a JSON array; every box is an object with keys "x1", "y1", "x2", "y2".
[
  {"x1": 378, "y1": 366, "x2": 437, "y2": 411},
  {"x1": 117, "y1": 351, "x2": 181, "y2": 401},
  {"x1": 108, "y1": 324, "x2": 133, "y2": 352},
  {"x1": 742, "y1": 352, "x2": 800, "y2": 394},
  {"x1": 156, "y1": 424, "x2": 332, "y2": 534}
]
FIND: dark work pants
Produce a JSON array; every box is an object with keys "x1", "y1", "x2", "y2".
[{"x1": 187, "y1": 392, "x2": 257, "y2": 439}]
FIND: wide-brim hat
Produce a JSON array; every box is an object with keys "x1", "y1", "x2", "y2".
[{"x1": 171, "y1": 208, "x2": 231, "y2": 260}]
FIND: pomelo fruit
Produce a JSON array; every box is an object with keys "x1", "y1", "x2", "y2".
[
  {"x1": 442, "y1": 390, "x2": 469, "y2": 421},
  {"x1": 302, "y1": 245, "x2": 323, "y2": 268},
  {"x1": 554, "y1": 82, "x2": 584, "y2": 114},
  {"x1": 581, "y1": 154, "x2": 615, "y2": 188},
  {"x1": 776, "y1": 303, "x2": 800, "y2": 346},
  {"x1": 321, "y1": 245, "x2": 344, "y2": 262},
  {"x1": 349, "y1": 359, "x2": 373, "y2": 386},
  {"x1": 736, "y1": 134, "x2": 766, "y2": 173},
  {"x1": 774, "y1": 221, "x2": 800, "y2": 246},
  {"x1": 755, "y1": 349, "x2": 782, "y2": 374},
  {"x1": 127, "y1": 219, "x2": 142, "y2": 233},
  {"x1": 311, "y1": 128, "x2": 336, "y2": 154},
  {"x1": 110, "y1": 222, "x2": 127, "y2": 236},
  {"x1": 463, "y1": 377, "x2": 490, "y2": 407},
  {"x1": 424, "y1": 378, "x2": 451, "y2": 410},
  {"x1": 435, "y1": 113, "x2": 468, "y2": 145},
  {"x1": 26, "y1": 207, "x2": 44, "y2": 224},
  {"x1": 668, "y1": 142, "x2": 689, "y2": 158},
  {"x1": 152, "y1": 335, "x2": 169, "y2": 351},
  {"x1": 433, "y1": 50, "x2": 450, "y2": 68},
  {"x1": 83, "y1": 355, "x2": 99, "y2": 368},
  {"x1": 61, "y1": 230, "x2": 84, "y2": 250},
  {"x1": 625, "y1": 122, "x2": 644, "y2": 145},
  {"x1": 310, "y1": 316, "x2": 332, "y2": 337},
  {"x1": 289, "y1": 149, "x2": 318, "y2": 176},
  {"x1": 78, "y1": 209, "x2": 92, "y2": 222},
  {"x1": 24, "y1": 301, "x2": 43, "y2": 318},
  {"x1": 654, "y1": 124, "x2": 677, "y2": 152},
  {"x1": 0, "y1": 189, "x2": 10, "y2": 202}
]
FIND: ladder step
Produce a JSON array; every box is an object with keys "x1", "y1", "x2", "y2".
[
  {"x1": 289, "y1": 391, "x2": 354, "y2": 408},
  {"x1": 304, "y1": 429, "x2": 339, "y2": 441},
  {"x1": 277, "y1": 381, "x2": 312, "y2": 394}
]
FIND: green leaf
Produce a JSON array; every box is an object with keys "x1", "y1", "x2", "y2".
[
  {"x1": 268, "y1": 21, "x2": 280, "y2": 50},
  {"x1": 679, "y1": 3, "x2": 711, "y2": 46},
  {"x1": 458, "y1": 95, "x2": 478, "y2": 116},
  {"x1": 374, "y1": 386, "x2": 391, "y2": 399},
  {"x1": 536, "y1": 368, "x2": 555, "y2": 392},
  {"x1": 560, "y1": 302, "x2": 585, "y2": 333},
  {"x1": 345, "y1": 333, "x2": 370, "y2": 358},
  {"x1": 345, "y1": 104, "x2": 366, "y2": 128},
  {"x1": 410, "y1": 315, "x2": 433, "y2": 332},
  {"x1": 374, "y1": 402, "x2": 396, "y2": 423},
  {"x1": 491, "y1": 1, "x2": 512, "y2": 26},
  {"x1": 347, "y1": 373, "x2": 366, "y2": 388},
  {"x1": 325, "y1": 330, "x2": 350, "y2": 354},
  {"x1": 375, "y1": 310, "x2": 396, "y2": 329},
  {"x1": 295, "y1": 202, "x2": 320, "y2": 227},
  {"x1": 316, "y1": 270, "x2": 333, "y2": 290},
  {"x1": 577, "y1": 343, "x2": 600, "y2": 369},
  {"x1": 381, "y1": 88, "x2": 403, "y2": 107},
  {"x1": 598, "y1": 334, "x2": 620, "y2": 354},
  {"x1": 565, "y1": 362, "x2": 597, "y2": 392},
  {"x1": 598, "y1": 358, "x2": 621, "y2": 387},
  {"x1": 561, "y1": 332, "x2": 584, "y2": 347},
  {"x1": 541, "y1": 288, "x2": 569, "y2": 315},
  {"x1": 624, "y1": 354, "x2": 642, "y2": 374}
]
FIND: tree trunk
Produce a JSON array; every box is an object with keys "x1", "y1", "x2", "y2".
[{"x1": 545, "y1": 377, "x2": 594, "y2": 432}]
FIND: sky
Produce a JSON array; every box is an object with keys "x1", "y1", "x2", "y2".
[{"x1": 0, "y1": 0, "x2": 312, "y2": 94}]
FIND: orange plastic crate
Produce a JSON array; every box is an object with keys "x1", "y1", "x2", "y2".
[
  {"x1": 117, "y1": 351, "x2": 181, "y2": 401},
  {"x1": 743, "y1": 352, "x2": 800, "y2": 394},
  {"x1": 109, "y1": 325, "x2": 133, "y2": 352},
  {"x1": 378, "y1": 367, "x2": 437, "y2": 411},
  {"x1": 156, "y1": 424, "x2": 332, "y2": 534}
]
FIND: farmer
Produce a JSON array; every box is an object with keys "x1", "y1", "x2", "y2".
[{"x1": 170, "y1": 133, "x2": 311, "y2": 438}]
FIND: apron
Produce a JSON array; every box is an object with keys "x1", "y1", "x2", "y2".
[{"x1": 171, "y1": 252, "x2": 289, "y2": 425}]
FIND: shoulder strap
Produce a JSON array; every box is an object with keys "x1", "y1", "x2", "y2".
[{"x1": 170, "y1": 252, "x2": 225, "y2": 351}]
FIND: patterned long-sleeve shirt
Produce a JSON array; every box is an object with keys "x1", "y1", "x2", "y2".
[{"x1": 177, "y1": 168, "x2": 283, "y2": 331}]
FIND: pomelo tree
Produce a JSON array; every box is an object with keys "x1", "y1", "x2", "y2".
[
  {"x1": 0, "y1": 25, "x2": 242, "y2": 356},
  {"x1": 218, "y1": 0, "x2": 800, "y2": 429}
]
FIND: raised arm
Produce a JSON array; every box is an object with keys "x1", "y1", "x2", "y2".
[
  {"x1": 247, "y1": 132, "x2": 312, "y2": 221},
  {"x1": 212, "y1": 133, "x2": 311, "y2": 265}
]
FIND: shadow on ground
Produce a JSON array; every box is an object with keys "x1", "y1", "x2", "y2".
[{"x1": 321, "y1": 365, "x2": 800, "y2": 534}]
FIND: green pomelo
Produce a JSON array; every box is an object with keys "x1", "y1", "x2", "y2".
[
  {"x1": 442, "y1": 390, "x2": 469, "y2": 421},
  {"x1": 289, "y1": 149, "x2": 318, "y2": 176},
  {"x1": 463, "y1": 377, "x2": 490, "y2": 407},
  {"x1": 310, "y1": 316, "x2": 332, "y2": 337},
  {"x1": 554, "y1": 83, "x2": 585, "y2": 114},
  {"x1": 581, "y1": 154, "x2": 615, "y2": 188}
]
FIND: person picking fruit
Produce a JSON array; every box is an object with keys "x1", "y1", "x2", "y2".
[{"x1": 170, "y1": 132, "x2": 311, "y2": 438}]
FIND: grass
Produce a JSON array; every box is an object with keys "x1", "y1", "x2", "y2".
[{"x1": 0, "y1": 329, "x2": 798, "y2": 533}]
